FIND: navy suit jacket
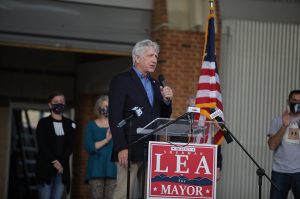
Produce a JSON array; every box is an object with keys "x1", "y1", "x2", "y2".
[{"x1": 109, "y1": 68, "x2": 172, "y2": 161}]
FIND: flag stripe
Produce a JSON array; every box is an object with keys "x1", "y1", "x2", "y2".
[
  {"x1": 196, "y1": 90, "x2": 223, "y2": 104},
  {"x1": 198, "y1": 72, "x2": 220, "y2": 82},
  {"x1": 198, "y1": 76, "x2": 217, "y2": 84},
  {"x1": 197, "y1": 83, "x2": 221, "y2": 92},
  {"x1": 201, "y1": 61, "x2": 216, "y2": 69},
  {"x1": 199, "y1": 70, "x2": 219, "y2": 77},
  {"x1": 194, "y1": 11, "x2": 225, "y2": 145}
]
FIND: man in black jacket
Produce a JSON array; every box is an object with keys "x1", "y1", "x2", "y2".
[{"x1": 109, "y1": 39, "x2": 173, "y2": 199}]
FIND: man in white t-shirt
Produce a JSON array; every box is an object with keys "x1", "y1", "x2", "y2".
[{"x1": 267, "y1": 89, "x2": 300, "y2": 199}]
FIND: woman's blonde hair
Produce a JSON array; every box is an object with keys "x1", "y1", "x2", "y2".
[{"x1": 94, "y1": 95, "x2": 108, "y2": 117}]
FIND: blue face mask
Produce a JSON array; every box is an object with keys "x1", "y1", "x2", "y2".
[
  {"x1": 289, "y1": 103, "x2": 300, "y2": 113},
  {"x1": 51, "y1": 103, "x2": 65, "y2": 114}
]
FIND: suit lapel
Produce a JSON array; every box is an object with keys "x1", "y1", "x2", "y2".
[
  {"x1": 150, "y1": 77, "x2": 160, "y2": 109},
  {"x1": 129, "y1": 69, "x2": 152, "y2": 108}
]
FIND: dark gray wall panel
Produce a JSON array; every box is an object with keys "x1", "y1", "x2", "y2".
[
  {"x1": 0, "y1": 46, "x2": 75, "y2": 101},
  {"x1": 0, "y1": 0, "x2": 151, "y2": 53},
  {"x1": 77, "y1": 56, "x2": 131, "y2": 94}
]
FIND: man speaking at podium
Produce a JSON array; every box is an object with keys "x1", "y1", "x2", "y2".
[{"x1": 109, "y1": 39, "x2": 173, "y2": 199}]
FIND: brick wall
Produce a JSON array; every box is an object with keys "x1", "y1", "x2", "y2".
[
  {"x1": 152, "y1": 0, "x2": 221, "y2": 117},
  {"x1": 71, "y1": 94, "x2": 98, "y2": 199},
  {"x1": 152, "y1": 30, "x2": 205, "y2": 117}
]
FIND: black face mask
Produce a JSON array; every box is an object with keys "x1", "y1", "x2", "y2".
[
  {"x1": 289, "y1": 103, "x2": 300, "y2": 113},
  {"x1": 51, "y1": 103, "x2": 65, "y2": 114},
  {"x1": 99, "y1": 107, "x2": 109, "y2": 118}
]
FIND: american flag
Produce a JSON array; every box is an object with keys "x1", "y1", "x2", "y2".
[{"x1": 194, "y1": 8, "x2": 224, "y2": 145}]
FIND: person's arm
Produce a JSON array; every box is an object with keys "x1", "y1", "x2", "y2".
[
  {"x1": 36, "y1": 118, "x2": 57, "y2": 162},
  {"x1": 84, "y1": 122, "x2": 98, "y2": 153},
  {"x1": 84, "y1": 122, "x2": 111, "y2": 152},
  {"x1": 117, "y1": 149, "x2": 128, "y2": 168},
  {"x1": 268, "y1": 125, "x2": 288, "y2": 150},
  {"x1": 160, "y1": 86, "x2": 173, "y2": 101},
  {"x1": 52, "y1": 160, "x2": 63, "y2": 173},
  {"x1": 95, "y1": 128, "x2": 112, "y2": 149},
  {"x1": 109, "y1": 75, "x2": 129, "y2": 167},
  {"x1": 268, "y1": 111, "x2": 289, "y2": 150},
  {"x1": 159, "y1": 86, "x2": 173, "y2": 118},
  {"x1": 60, "y1": 118, "x2": 76, "y2": 164}
]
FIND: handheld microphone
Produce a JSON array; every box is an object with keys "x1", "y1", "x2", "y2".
[
  {"x1": 158, "y1": 74, "x2": 171, "y2": 102},
  {"x1": 117, "y1": 106, "x2": 144, "y2": 128},
  {"x1": 210, "y1": 108, "x2": 233, "y2": 144},
  {"x1": 158, "y1": 74, "x2": 166, "y2": 87}
]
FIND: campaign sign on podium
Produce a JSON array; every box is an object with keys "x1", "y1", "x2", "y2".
[{"x1": 147, "y1": 141, "x2": 217, "y2": 199}]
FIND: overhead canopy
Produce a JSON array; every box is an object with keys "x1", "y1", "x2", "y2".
[{"x1": 0, "y1": 0, "x2": 152, "y2": 54}]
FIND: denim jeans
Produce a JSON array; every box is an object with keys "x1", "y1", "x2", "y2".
[
  {"x1": 37, "y1": 173, "x2": 64, "y2": 199},
  {"x1": 270, "y1": 171, "x2": 300, "y2": 199}
]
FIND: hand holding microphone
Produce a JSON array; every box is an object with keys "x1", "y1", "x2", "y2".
[{"x1": 158, "y1": 74, "x2": 173, "y2": 102}]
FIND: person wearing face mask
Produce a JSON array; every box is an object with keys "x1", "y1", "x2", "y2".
[
  {"x1": 35, "y1": 91, "x2": 76, "y2": 199},
  {"x1": 267, "y1": 89, "x2": 300, "y2": 199},
  {"x1": 84, "y1": 95, "x2": 116, "y2": 199}
]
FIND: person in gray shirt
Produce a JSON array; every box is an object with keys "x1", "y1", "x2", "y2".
[{"x1": 267, "y1": 89, "x2": 300, "y2": 199}]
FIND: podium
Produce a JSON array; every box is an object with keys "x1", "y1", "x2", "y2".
[
  {"x1": 135, "y1": 117, "x2": 220, "y2": 199},
  {"x1": 137, "y1": 117, "x2": 223, "y2": 144}
]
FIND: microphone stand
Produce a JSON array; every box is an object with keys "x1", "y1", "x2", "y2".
[
  {"x1": 220, "y1": 124, "x2": 279, "y2": 199},
  {"x1": 117, "y1": 113, "x2": 135, "y2": 128},
  {"x1": 126, "y1": 119, "x2": 132, "y2": 199}
]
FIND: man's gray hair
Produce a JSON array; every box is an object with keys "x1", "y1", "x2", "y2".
[{"x1": 132, "y1": 39, "x2": 160, "y2": 65}]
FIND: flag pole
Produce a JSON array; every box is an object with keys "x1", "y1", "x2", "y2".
[{"x1": 209, "y1": 0, "x2": 214, "y2": 14}]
